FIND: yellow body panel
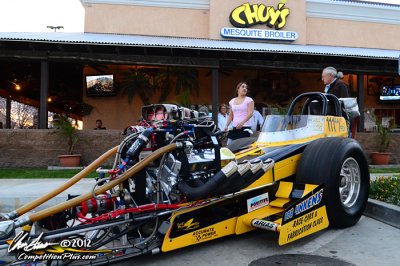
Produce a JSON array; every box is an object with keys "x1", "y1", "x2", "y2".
[
  {"x1": 238, "y1": 154, "x2": 302, "y2": 190},
  {"x1": 242, "y1": 170, "x2": 274, "y2": 190},
  {"x1": 269, "y1": 198, "x2": 291, "y2": 208},
  {"x1": 256, "y1": 133, "x2": 326, "y2": 147},
  {"x1": 273, "y1": 154, "x2": 302, "y2": 181},
  {"x1": 279, "y1": 206, "x2": 329, "y2": 245},
  {"x1": 255, "y1": 116, "x2": 347, "y2": 148},
  {"x1": 302, "y1": 184, "x2": 319, "y2": 197},
  {"x1": 162, "y1": 217, "x2": 237, "y2": 252},
  {"x1": 236, "y1": 205, "x2": 284, "y2": 235},
  {"x1": 162, "y1": 115, "x2": 346, "y2": 251},
  {"x1": 275, "y1": 181, "x2": 294, "y2": 198},
  {"x1": 235, "y1": 146, "x2": 263, "y2": 160}
]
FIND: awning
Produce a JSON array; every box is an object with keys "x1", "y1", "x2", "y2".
[{"x1": 0, "y1": 32, "x2": 399, "y2": 60}]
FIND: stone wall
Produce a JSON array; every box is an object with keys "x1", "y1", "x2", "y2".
[
  {"x1": 0, "y1": 129, "x2": 125, "y2": 168},
  {"x1": 0, "y1": 130, "x2": 399, "y2": 168},
  {"x1": 355, "y1": 132, "x2": 400, "y2": 165}
]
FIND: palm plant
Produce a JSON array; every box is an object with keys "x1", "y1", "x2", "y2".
[
  {"x1": 53, "y1": 114, "x2": 79, "y2": 155},
  {"x1": 376, "y1": 119, "x2": 393, "y2": 152},
  {"x1": 154, "y1": 67, "x2": 199, "y2": 103},
  {"x1": 120, "y1": 66, "x2": 200, "y2": 105},
  {"x1": 120, "y1": 67, "x2": 155, "y2": 105}
]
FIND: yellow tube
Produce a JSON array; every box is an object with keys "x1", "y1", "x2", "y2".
[
  {"x1": 26, "y1": 143, "x2": 177, "y2": 225},
  {"x1": 14, "y1": 146, "x2": 119, "y2": 217}
]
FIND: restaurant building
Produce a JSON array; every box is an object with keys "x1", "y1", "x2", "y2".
[{"x1": 0, "y1": 0, "x2": 399, "y2": 130}]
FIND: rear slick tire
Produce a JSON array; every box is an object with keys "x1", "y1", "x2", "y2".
[{"x1": 296, "y1": 137, "x2": 370, "y2": 228}]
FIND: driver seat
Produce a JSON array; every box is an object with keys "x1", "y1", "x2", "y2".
[{"x1": 301, "y1": 100, "x2": 322, "y2": 115}]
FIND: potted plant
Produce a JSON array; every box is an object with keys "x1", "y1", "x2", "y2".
[
  {"x1": 53, "y1": 114, "x2": 81, "y2": 167},
  {"x1": 370, "y1": 118, "x2": 393, "y2": 165}
]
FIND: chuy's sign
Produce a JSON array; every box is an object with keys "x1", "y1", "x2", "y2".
[{"x1": 221, "y1": 0, "x2": 298, "y2": 41}]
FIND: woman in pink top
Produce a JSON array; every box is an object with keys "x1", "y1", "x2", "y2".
[{"x1": 225, "y1": 81, "x2": 254, "y2": 144}]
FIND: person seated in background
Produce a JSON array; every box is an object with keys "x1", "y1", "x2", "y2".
[
  {"x1": 94, "y1": 119, "x2": 106, "y2": 130},
  {"x1": 218, "y1": 104, "x2": 232, "y2": 131}
]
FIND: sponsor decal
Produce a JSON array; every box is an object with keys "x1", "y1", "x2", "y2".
[
  {"x1": 6, "y1": 231, "x2": 111, "y2": 262},
  {"x1": 279, "y1": 206, "x2": 329, "y2": 245},
  {"x1": 282, "y1": 186, "x2": 324, "y2": 224},
  {"x1": 251, "y1": 219, "x2": 278, "y2": 231},
  {"x1": 192, "y1": 227, "x2": 218, "y2": 243},
  {"x1": 326, "y1": 117, "x2": 341, "y2": 132},
  {"x1": 177, "y1": 218, "x2": 200, "y2": 231},
  {"x1": 247, "y1": 192, "x2": 269, "y2": 212},
  {"x1": 294, "y1": 189, "x2": 323, "y2": 216}
]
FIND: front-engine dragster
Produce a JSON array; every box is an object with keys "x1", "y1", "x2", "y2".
[{"x1": 0, "y1": 92, "x2": 369, "y2": 266}]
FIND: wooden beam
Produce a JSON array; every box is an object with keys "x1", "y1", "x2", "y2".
[{"x1": 212, "y1": 68, "x2": 219, "y2": 126}]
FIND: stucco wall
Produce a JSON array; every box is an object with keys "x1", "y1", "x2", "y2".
[
  {"x1": 83, "y1": 0, "x2": 400, "y2": 50},
  {"x1": 0, "y1": 130, "x2": 398, "y2": 168},
  {"x1": 84, "y1": 4, "x2": 209, "y2": 38},
  {"x1": 306, "y1": 17, "x2": 400, "y2": 50}
]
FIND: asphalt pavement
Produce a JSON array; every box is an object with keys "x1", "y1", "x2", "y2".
[{"x1": 117, "y1": 216, "x2": 399, "y2": 266}]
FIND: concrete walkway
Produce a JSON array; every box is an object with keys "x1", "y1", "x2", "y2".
[
  {"x1": 0, "y1": 178, "x2": 96, "y2": 213},
  {"x1": 0, "y1": 173, "x2": 398, "y2": 212},
  {"x1": 0, "y1": 176, "x2": 399, "y2": 229},
  {"x1": 370, "y1": 173, "x2": 400, "y2": 181}
]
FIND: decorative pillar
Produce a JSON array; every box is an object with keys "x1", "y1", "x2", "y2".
[
  {"x1": 39, "y1": 61, "x2": 49, "y2": 129},
  {"x1": 357, "y1": 74, "x2": 365, "y2": 132},
  {"x1": 212, "y1": 68, "x2": 219, "y2": 125},
  {"x1": 5, "y1": 98, "x2": 11, "y2": 129}
]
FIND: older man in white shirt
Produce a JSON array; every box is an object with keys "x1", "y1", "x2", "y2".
[
  {"x1": 218, "y1": 104, "x2": 232, "y2": 131},
  {"x1": 250, "y1": 109, "x2": 264, "y2": 132}
]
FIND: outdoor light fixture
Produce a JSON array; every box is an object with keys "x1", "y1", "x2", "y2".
[
  {"x1": 47, "y1": 26, "x2": 64, "y2": 32},
  {"x1": 48, "y1": 97, "x2": 52, "y2": 102},
  {"x1": 8, "y1": 81, "x2": 21, "y2": 91}
]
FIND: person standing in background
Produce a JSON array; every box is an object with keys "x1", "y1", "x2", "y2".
[
  {"x1": 322, "y1": 66, "x2": 349, "y2": 98},
  {"x1": 225, "y1": 81, "x2": 254, "y2": 144},
  {"x1": 250, "y1": 109, "x2": 264, "y2": 132},
  {"x1": 322, "y1": 66, "x2": 357, "y2": 137}
]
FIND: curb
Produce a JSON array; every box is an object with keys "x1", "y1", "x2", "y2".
[
  {"x1": 364, "y1": 198, "x2": 400, "y2": 229},
  {"x1": 369, "y1": 164, "x2": 400, "y2": 169}
]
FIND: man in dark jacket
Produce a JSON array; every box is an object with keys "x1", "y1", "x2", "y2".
[{"x1": 322, "y1": 66, "x2": 350, "y2": 98}]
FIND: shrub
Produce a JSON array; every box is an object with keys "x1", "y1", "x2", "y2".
[{"x1": 369, "y1": 176, "x2": 400, "y2": 206}]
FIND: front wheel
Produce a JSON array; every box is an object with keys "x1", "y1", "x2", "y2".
[{"x1": 296, "y1": 137, "x2": 370, "y2": 228}]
